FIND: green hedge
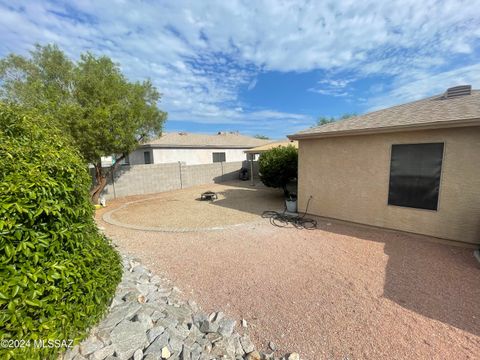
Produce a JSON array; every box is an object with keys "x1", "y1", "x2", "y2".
[
  {"x1": 0, "y1": 104, "x2": 122, "y2": 359},
  {"x1": 258, "y1": 145, "x2": 298, "y2": 197}
]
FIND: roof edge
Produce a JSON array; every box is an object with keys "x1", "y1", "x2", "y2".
[
  {"x1": 288, "y1": 118, "x2": 480, "y2": 140},
  {"x1": 139, "y1": 144, "x2": 259, "y2": 149}
]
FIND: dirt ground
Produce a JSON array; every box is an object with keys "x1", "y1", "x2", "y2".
[
  {"x1": 106, "y1": 183, "x2": 284, "y2": 230},
  {"x1": 97, "y1": 182, "x2": 480, "y2": 360}
]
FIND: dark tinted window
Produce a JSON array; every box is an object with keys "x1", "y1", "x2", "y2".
[
  {"x1": 388, "y1": 143, "x2": 444, "y2": 210},
  {"x1": 144, "y1": 151, "x2": 151, "y2": 164},
  {"x1": 212, "y1": 152, "x2": 226, "y2": 163}
]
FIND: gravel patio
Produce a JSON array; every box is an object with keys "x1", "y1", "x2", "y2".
[{"x1": 97, "y1": 182, "x2": 480, "y2": 360}]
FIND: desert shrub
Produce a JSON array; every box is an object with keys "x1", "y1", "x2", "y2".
[
  {"x1": 258, "y1": 145, "x2": 298, "y2": 197},
  {"x1": 0, "y1": 104, "x2": 122, "y2": 359}
]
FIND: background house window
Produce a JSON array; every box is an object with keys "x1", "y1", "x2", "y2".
[
  {"x1": 388, "y1": 143, "x2": 444, "y2": 210},
  {"x1": 212, "y1": 152, "x2": 226, "y2": 163},
  {"x1": 144, "y1": 151, "x2": 151, "y2": 164}
]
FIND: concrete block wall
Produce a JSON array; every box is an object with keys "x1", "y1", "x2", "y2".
[{"x1": 98, "y1": 161, "x2": 258, "y2": 199}]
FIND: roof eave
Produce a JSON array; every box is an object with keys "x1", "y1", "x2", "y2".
[
  {"x1": 139, "y1": 144, "x2": 259, "y2": 149},
  {"x1": 288, "y1": 118, "x2": 480, "y2": 140}
]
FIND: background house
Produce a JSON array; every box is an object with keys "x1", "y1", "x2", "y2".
[
  {"x1": 125, "y1": 131, "x2": 270, "y2": 165},
  {"x1": 289, "y1": 85, "x2": 480, "y2": 245}
]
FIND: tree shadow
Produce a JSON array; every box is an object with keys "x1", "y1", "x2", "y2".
[
  {"x1": 314, "y1": 217, "x2": 480, "y2": 336},
  {"x1": 207, "y1": 187, "x2": 285, "y2": 216}
]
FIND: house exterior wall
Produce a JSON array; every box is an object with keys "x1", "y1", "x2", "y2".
[
  {"x1": 297, "y1": 126, "x2": 480, "y2": 244},
  {"x1": 128, "y1": 148, "x2": 249, "y2": 165}
]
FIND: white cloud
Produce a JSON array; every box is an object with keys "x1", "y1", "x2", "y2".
[
  {"x1": 0, "y1": 0, "x2": 479, "y2": 135},
  {"x1": 367, "y1": 63, "x2": 480, "y2": 111},
  {"x1": 308, "y1": 78, "x2": 355, "y2": 97}
]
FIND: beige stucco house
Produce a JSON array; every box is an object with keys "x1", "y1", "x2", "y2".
[
  {"x1": 289, "y1": 86, "x2": 480, "y2": 245},
  {"x1": 124, "y1": 132, "x2": 270, "y2": 165}
]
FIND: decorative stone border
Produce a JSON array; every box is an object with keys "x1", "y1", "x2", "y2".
[{"x1": 62, "y1": 255, "x2": 300, "y2": 360}]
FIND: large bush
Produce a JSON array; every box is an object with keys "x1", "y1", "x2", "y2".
[
  {"x1": 258, "y1": 145, "x2": 298, "y2": 197},
  {"x1": 0, "y1": 104, "x2": 122, "y2": 359}
]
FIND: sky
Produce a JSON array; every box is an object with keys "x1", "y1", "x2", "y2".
[{"x1": 1, "y1": 1, "x2": 479, "y2": 139}]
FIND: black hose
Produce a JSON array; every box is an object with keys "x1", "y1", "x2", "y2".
[{"x1": 262, "y1": 196, "x2": 317, "y2": 229}]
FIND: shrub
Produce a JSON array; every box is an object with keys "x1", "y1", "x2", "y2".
[
  {"x1": 258, "y1": 145, "x2": 298, "y2": 197},
  {"x1": 0, "y1": 104, "x2": 122, "y2": 359}
]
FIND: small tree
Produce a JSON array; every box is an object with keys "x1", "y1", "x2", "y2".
[
  {"x1": 0, "y1": 44, "x2": 167, "y2": 203},
  {"x1": 254, "y1": 134, "x2": 270, "y2": 140},
  {"x1": 258, "y1": 145, "x2": 298, "y2": 197}
]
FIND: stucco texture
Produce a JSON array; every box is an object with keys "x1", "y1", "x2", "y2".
[{"x1": 297, "y1": 126, "x2": 480, "y2": 244}]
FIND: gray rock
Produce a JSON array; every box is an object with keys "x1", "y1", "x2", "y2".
[
  {"x1": 150, "y1": 275, "x2": 163, "y2": 284},
  {"x1": 171, "y1": 324, "x2": 190, "y2": 340},
  {"x1": 100, "y1": 302, "x2": 142, "y2": 329},
  {"x1": 240, "y1": 335, "x2": 255, "y2": 354},
  {"x1": 187, "y1": 299, "x2": 199, "y2": 313},
  {"x1": 147, "y1": 325, "x2": 166, "y2": 343},
  {"x1": 133, "y1": 349, "x2": 143, "y2": 360},
  {"x1": 145, "y1": 332, "x2": 170, "y2": 355},
  {"x1": 232, "y1": 334, "x2": 244, "y2": 356},
  {"x1": 134, "y1": 311, "x2": 154, "y2": 329},
  {"x1": 269, "y1": 341, "x2": 276, "y2": 351},
  {"x1": 63, "y1": 346, "x2": 80, "y2": 360},
  {"x1": 199, "y1": 320, "x2": 219, "y2": 333},
  {"x1": 123, "y1": 290, "x2": 141, "y2": 302},
  {"x1": 79, "y1": 338, "x2": 103, "y2": 356},
  {"x1": 169, "y1": 335, "x2": 184, "y2": 353},
  {"x1": 96, "y1": 328, "x2": 112, "y2": 345},
  {"x1": 205, "y1": 333, "x2": 222, "y2": 343},
  {"x1": 192, "y1": 313, "x2": 207, "y2": 327},
  {"x1": 180, "y1": 345, "x2": 192, "y2": 360},
  {"x1": 218, "y1": 318, "x2": 236, "y2": 337},
  {"x1": 190, "y1": 343, "x2": 202, "y2": 360},
  {"x1": 157, "y1": 316, "x2": 179, "y2": 329},
  {"x1": 72, "y1": 355, "x2": 88, "y2": 360},
  {"x1": 143, "y1": 354, "x2": 158, "y2": 360},
  {"x1": 152, "y1": 310, "x2": 167, "y2": 322},
  {"x1": 211, "y1": 340, "x2": 229, "y2": 357},
  {"x1": 91, "y1": 344, "x2": 115, "y2": 360},
  {"x1": 132, "y1": 264, "x2": 150, "y2": 275},
  {"x1": 110, "y1": 321, "x2": 149, "y2": 360},
  {"x1": 164, "y1": 304, "x2": 192, "y2": 323}
]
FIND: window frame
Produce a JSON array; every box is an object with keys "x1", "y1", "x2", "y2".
[
  {"x1": 386, "y1": 142, "x2": 445, "y2": 212},
  {"x1": 212, "y1": 152, "x2": 226, "y2": 163}
]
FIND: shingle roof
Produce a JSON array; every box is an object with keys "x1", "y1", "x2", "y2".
[
  {"x1": 244, "y1": 140, "x2": 298, "y2": 153},
  {"x1": 142, "y1": 132, "x2": 271, "y2": 148},
  {"x1": 289, "y1": 89, "x2": 480, "y2": 139}
]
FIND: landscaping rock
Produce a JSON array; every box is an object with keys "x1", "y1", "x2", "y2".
[
  {"x1": 287, "y1": 353, "x2": 300, "y2": 360},
  {"x1": 240, "y1": 335, "x2": 255, "y2": 353},
  {"x1": 91, "y1": 344, "x2": 115, "y2": 360},
  {"x1": 246, "y1": 350, "x2": 262, "y2": 360},
  {"x1": 161, "y1": 346, "x2": 171, "y2": 359},
  {"x1": 199, "y1": 319, "x2": 219, "y2": 333},
  {"x1": 110, "y1": 321, "x2": 149, "y2": 360},
  {"x1": 133, "y1": 349, "x2": 143, "y2": 360},
  {"x1": 70, "y1": 255, "x2": 297, "y2": 360},
  {"x1": 79, "y1": 338, "x2": 103, "y2": 356},
  {"x1": 218, "y1": 318, "x2": 236, "y2": 337}
]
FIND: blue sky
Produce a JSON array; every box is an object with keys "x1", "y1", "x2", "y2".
[{"x1": 1, "y1": 1, "x2": 479, "y2": 139}]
